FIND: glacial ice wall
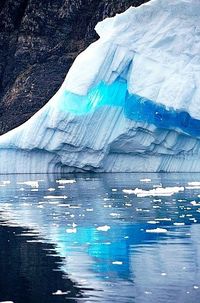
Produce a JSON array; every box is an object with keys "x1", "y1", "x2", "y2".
[{"x1": 1, "y1": 0, "x2": 200, "y2": 173}]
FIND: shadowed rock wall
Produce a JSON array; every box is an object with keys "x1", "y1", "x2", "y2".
[{"x1": 0, "y1": 0, "x2": 148, "y2": 134}]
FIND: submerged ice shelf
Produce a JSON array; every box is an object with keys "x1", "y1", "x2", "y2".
[{"x1": 1, "y1": 0, "x2": 200, "y2": 173}]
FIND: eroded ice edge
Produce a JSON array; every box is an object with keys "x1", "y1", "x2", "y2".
[{"x1": 1, "y1": 0, "x2": 200, "y2": 173}]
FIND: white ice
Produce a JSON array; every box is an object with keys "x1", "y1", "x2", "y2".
[{"x1": 0, "y1": 0, "x2": 200, "y2": 173}]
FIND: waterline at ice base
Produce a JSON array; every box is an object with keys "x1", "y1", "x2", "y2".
[{"x1": 1, "y1": 0, "x2": 200, "y2": 173}]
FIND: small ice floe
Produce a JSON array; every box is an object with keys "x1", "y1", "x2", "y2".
[
  {"x1": 144, "y1": 291, "x2": 152, "y2": 295},
  {"x1": 147, "y1": 221, "x2": 158, "y2": 224},
  {"x1": 56, "y1": 179, "x2": 76, "y2": 185},
  {"x1": 188, "y1": 182, "x2": 200, "y2": 186},
  {"x1": 103, "y1": 204, "x2": 112, "y2": 208},
  {"x1": 86, "y1": 208, "x2": 93, "y2": 212},
  {"x1": 146, "y1": 228, "x2": 168, "y2": 233},
  {"x1": 44, "y1": 195, "x2": 68, "y2": 199},
  {"x1": 190, "y1": 201, "x2": 200, "y2": 206},
  {"x1": 193, "y1": 285, "x2": 199, "y2": 290},
  {"x1": 48, "y1": 188, "x2": 55, "y2": 191},
  {"x1": 110, "y1": 213, "x2": 120, "y2": 217},
  {"x1": 66, "y1": 228, "x2": 77, "y2": 233},
  {"x1": 173, "y1": 222, "x2": 185, "y2": 226},
  {"x1": 186, "y1": 186, "x2": 200, "y2": 189},
  {"x1": 58, "y1": 185, "x2": 65, "y2": 189},
  {"x1": 123, "y1": 187, "x2": 184, "y2": 197},
  {"x1": 140, "y1": 178, "x2": 151, "y2": 182},
  {"x1": 125, "y1": 203, "x2": 132, "y2": 207},
  {"x1": 17, "y1": 181, "x2": 39, "y2": 188},
  {"x1": 0, "y1": 301, "x2": 14, "y2": 303},
  {"x1": 37, "y1": 205, "x2": 44, "y2": 209},
  {"x1": 161, "y1": 273, "x2": 167, "y2": 276},
  {"x1": 155, "y1": 218, "x2": 171, "y2": 222},
  {"x1": 153, "y1": 199, "x2": 162, "y2": 202},
  {"x1": 52, "y1": 290, "x2": 69, "y2": 295},
  {"x1": 189, "y1": 218, "x2": 197, "y2": 223},
  {"x1": 112, "y1": 261, "x2": 123, "y2": 265},
  {"x1": 122, "y1": 189, "x2": 136, "y2": 195},
  {"x1": 112, "y1": 188, "x2": 117, "y2": 192},
  {"x1": 96, "y1": 225, "x2": 110, "y2": 232},
  {"x1": 0, "y1": 180, "x2": 10, "y2": 186}
]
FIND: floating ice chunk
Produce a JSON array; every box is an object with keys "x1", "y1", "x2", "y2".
[
  {"x1": 186, "y1": 186, "x2": 200, "y2": 189},
  {"x1": 52, "y1": 290, "x2": 69, "y2": 295},
  {"x1": 123, "y1": 187, "x2": 184, "y2": 197},
  {"x1": 96, "y1": 225, "x2": 110, "y2": 232},
  {"x1": 48, "y1": 188, "x2": 55, "y2": 191},
  {"x1": 122, "y1": 188, "x2": 140, "y2": 195},
  {"x1": 155, "y1": 218, "x2": 172, "y2": 221},
  {"x1": 112, "y1": 261, "x2": 123, "y2": 265},
  {"x1": 86, "y1": 208, "x2": 94, "y2": 212},
  {"x1": 190, "y1": 201, "x2": 200, "y2": 206},
  {"x1": 173, "y1": 222, "x2": 185, "y2": 226},
  {"x1": 56, "y1": 180, "x2": 76, "y2": 185},
  {"x1": 140, "y1": 179, "x2": 151, "y2": 182},
  {"x1": 147, "y1": 221, "x2": 158, "y2": 224},
  {"x1": 66, "y1": 228, "x2": 77, "y2": 233},
  {"x1": 146, "y1": 228, "x2": 168, "y2": 233},
  {"x1": 110, "y1": 212, "x2": 121, "y2": 217},
  {"x1": 125, "y1": 203, "x2": 132, "y2": 207},
  {"x1": 188, "y1": 182, "x2": 200, "y2": 186},
  {"x1": 44, "y1": 195, "x2": 68, "y2": 199},
  {"x1": 17, "y1": 181, "x2": 39, "y2": 188},
  {"x1": 1, "y1": 180, "x2": 10, "y2": 185}
]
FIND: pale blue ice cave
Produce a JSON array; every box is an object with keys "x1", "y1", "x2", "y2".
[{"x1": 57, "y1": 77, "x2": 200, "y2": 138}]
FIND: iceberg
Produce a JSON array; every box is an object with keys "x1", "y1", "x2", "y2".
[{"x1": 1, "y1": 0, "x2": 200, "y2": 173}]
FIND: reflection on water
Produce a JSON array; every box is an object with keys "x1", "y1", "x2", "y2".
[
  {"x1": 0, "y1": 173, "x2": 200, "y2": 302},
  {"x1": 0, "y1": 223, "x2": 82, "y2": 303}
]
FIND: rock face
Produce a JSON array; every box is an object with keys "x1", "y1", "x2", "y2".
[{"x1": 0, "y1": 0, "x2": 148, "y2": 134}]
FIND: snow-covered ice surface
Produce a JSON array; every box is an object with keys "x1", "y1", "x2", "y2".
[{"x1": 1, "y1": 0, "x2": 200, "y2": 173}]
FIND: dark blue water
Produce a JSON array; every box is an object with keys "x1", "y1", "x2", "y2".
[{"x1": 0, "y1": 173, "x2": 200, "y2": 303}]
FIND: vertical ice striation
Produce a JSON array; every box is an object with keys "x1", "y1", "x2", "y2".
[{"x1": 1, "y1": 0, "x2": 200, "y2": 173}]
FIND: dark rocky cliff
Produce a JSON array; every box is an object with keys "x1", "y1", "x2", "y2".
[{"x1": 0, "y1": 0, "x2": 148, "y2": 134}]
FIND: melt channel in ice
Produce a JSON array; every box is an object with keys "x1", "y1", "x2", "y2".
[{"x1": 1, "y1": 0, "x2": 200, "y2": 173}]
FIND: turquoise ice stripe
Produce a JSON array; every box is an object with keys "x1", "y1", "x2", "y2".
[
  {"x1": 125, "y1": 93, "x2": 200, "y2": 137},
  {"x1": 57, "y1": 77, "x2": 127, "y2": 114},
  {"x1": 58, "y1": 76, "x2": 200, "y2": 137}
]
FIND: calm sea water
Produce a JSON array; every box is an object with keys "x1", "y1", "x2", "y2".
[{"x1": 0, "y1": 173, "x2": 200, "y2": 303}]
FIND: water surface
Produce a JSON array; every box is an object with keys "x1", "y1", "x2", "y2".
[{"x1": 0, "y1": 173, "x2": 200, "y2": 303}]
